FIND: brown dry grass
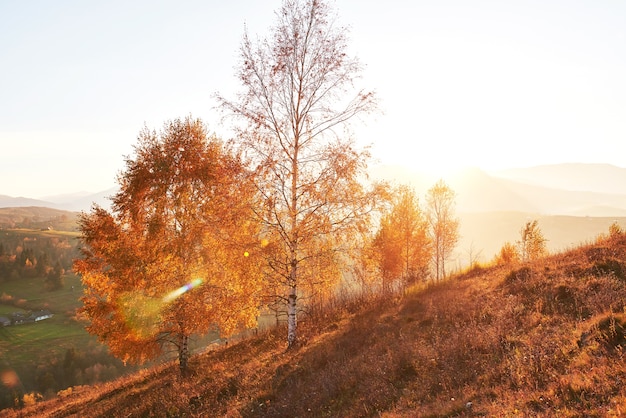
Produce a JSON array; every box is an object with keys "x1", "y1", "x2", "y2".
[{"x1": 4, "y1": 233, "x2": 626, "y2": 417}]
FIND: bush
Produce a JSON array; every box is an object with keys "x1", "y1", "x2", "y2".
[
  {"x1": 504, "y1": 266, "x2": 533, "y2": 284},
  {"x1": 591, "y1": 259, "x2": 626, "y2": 281}
]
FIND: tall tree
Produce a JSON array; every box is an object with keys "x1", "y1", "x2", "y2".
[
  {"x1": 74, "y1": 117, "x2": 263, "y2": 375},
  {"x1": 426, "y1": 180, "x2": 460, "y2": 281},
  {"x1": 373, "y1": 185, "x2": 431, "y2": 292},
  {"x1": 219, "y1": 0, "x2": 379, "y2": 347}
]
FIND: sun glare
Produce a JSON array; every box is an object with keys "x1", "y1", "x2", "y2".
[{"x1": 162, "y1": 278, "x2": 203, "y2": 303}]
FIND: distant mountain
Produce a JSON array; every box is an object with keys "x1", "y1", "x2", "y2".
[
  {"x1": 491, "y1": 163, "x2": 626, "y2": 195},
  {"x1": 458, "y1": 211, "x2": 626, "y2": 262},
  {"x1": 0, "y1": 188, "x2": 116, "y2": 212},
  {"x1": 446, "y1": 168, "x2": 540, "y2": 213},
  {"x1": 0, "y1": 195, "x2": 56, "y2": 208},
  {"x1": 370, "y1": 163, "x2": 626, "y2": 217},
  {"x1": 43, "y1": 188, "x2": 117, "y2": 211}
]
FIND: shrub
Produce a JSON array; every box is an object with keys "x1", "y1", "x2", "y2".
[
  {"x1": 591, "y1": 259, "x2": 626, "y2": 281},
  {"x1": 504, "y1": 266, "x2": 533, "y2": 284},
  {"x1": 494, "y1": 241, "x2": 519, "y2": 265}
]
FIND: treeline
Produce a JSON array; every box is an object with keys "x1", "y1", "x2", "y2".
[
  {"x1": 0, "y1": 344, "x2": 136, "y2": 409},
  {"x1": 0, "y1": 228, "x2": 134, "y2": 410},
  {"x1": 0, "y1": 208, "x2": 78, "y2": 231},
  {"x1": 0, "y1": 231, "x2": 78, "y2": 289}
]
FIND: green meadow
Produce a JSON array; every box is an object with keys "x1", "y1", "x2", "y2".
[{"x1": 0, "y1": 273, "x2": 95, "y2": 367}]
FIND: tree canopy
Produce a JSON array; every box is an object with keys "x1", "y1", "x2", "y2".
[
  {"x1": 74, "y1": 117, "x2": 263, "y2": 374},
  {"x1": 373, "y1": 185, "x2": 431, "y2": 292},
  {"x1": 219, "y1": 0, "x2": 380, "y2": 347}
]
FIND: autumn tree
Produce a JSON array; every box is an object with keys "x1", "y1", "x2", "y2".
[
  {"x1": 373, "y1": 185, "x2": 431, "y2": 292},
  {"x1": 73, "y1": 117, "x2": 263, "y2": 375},
  {"x1": 609, "y1": 221, "x2": 624, "y2": 238},
  {"x1": 426, "y1": 180, "x2": 460, "y2": 281},
  {"x1": 44, "y1": 261, "x2": 64, "y2": 291},
  {"x1": 347, "y1": 231, "x2": 379, "y2": 299},
  {"x1": 517, "y1": 219, "x2": 547, "y2": 262},
  {"x1": 494, "y1": 241, "x2": 520, "y2": 266},
  {"x1": 218, "y1": 0, "x2": 379, "y2": 347}
]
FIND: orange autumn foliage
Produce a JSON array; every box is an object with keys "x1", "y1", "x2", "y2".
[{"x1": 74, "y1": 117, "x2": 264, "y2": 374}]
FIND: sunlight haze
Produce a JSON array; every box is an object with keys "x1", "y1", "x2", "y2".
[{"x1": 1, "y1": 0, "x2": 625, "y2": 198}]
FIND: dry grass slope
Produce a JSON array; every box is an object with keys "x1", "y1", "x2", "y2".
[{"x1": 4, "y1": 233, "x2": 626, "y2": 417}]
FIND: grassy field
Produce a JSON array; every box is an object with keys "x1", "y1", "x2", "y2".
[
  {"x1": 0, "y1": 273, "x2": 94, "y2": 367},
  {"x1": 0, "y1": 306, "x2": 25, "y2": 315},
  {"x1": 0, "y1": 316, "x2": 94, "y2": 365},
  {"x1": 0, "y1": 274, "x2": 84, "y2": 313},
  {"x1": 0, "y1": 268, "x2": 229, "y2": 406}
]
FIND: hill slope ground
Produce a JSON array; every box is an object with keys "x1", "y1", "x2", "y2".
[{"x1": 4, "y1": 233, "x2": 626, "y2": 417}]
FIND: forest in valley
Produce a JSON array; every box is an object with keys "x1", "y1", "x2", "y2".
[{"x1": 0, "y1": 228, "x2": 143, "y2": 409}]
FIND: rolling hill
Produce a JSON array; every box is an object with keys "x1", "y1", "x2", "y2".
[
  {"x1": 0, "y1": 207, "x2": 79, "y2": 230},
  {"x1": 4, "y1": 231, "x2": 626, "y2": 416},
  {"x1": 0, "y1": 188, "x2": 115, "y2": 212}
]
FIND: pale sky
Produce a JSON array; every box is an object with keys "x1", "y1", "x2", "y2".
[{"x1": 1, "y1": 0, "x2": 625, "y2": 198}]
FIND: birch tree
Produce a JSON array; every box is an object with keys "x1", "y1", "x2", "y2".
[
  {"x1": 74, "y1": 117, "x2": 263, "y2": 375},
  {"x1": 373, "y1": 185, "x2": 431, "y2": 292},
  {"x1": 426, "y1": 180, "x2": 460, "y2": 281},
  {"x1": 218, "y1": 0, "x2": 379, "y2": 347}
]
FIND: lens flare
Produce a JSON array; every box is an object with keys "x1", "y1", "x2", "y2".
[
  {"x1": 120, "y1": 279, "x2": 204, "y2": 338},
  {"x1": 119, "y1": 292, "x2": 163, "y2": 339},
  {"x1": 162, "y1": 278, "x2": 203, "y2": 303},
  {"x1": 1, "y1": 369, "x2": 20, "y2": 388}
]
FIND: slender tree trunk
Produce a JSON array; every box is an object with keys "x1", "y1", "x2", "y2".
[
  {"x1": 287, "y1": 282, "x2": 297, "y2": 348},
  {"x1": 287, "y1": 254, "x2": 298, "y2": 347},
  {"x1": 179, "y1": 333, "x2": 189, "y2": 376},
  {"x1": 435, "y1": 236, "x2": 441, "y2": 282},
  {"x1": 441, "y1": 256, "x2": 446, "y2": 279},
  {"x1": 288, "y1": 140, "x2": 299, "y2": 348}
]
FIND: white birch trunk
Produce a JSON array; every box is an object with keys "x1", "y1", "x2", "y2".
[{"x1": 287, "y1": 284, "x2": 297, "y2": 348}]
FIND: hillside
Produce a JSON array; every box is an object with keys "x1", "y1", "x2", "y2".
[
  {"x1": 458, "y1": 211, "x2": 626, "y2": 262},
  {"x1": 0, "y1": 207, "x2": 79, "y2": 230},
  {"x1": 5, "y1": 232, "x2": 626, "y2": 416}
]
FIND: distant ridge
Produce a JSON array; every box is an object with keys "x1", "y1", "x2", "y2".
[
  {"x1": 492, "y1": 163, "x2": 626, "y2": 195},
  {"x1": 370, "y1": 163, "x2": 626, "y2": 217},
  {"x1": 0, "y1": 188, "x2": 116, "y2": 212},
  {"x1": 4, "y1": 163, "x2": 626, "y2": 215},
  {"x1": 0, "y1": 206, "x2": 79, "y2": 230},
  {"x1": 0, "y1": 195, "x2": 54, "y2": 209}
]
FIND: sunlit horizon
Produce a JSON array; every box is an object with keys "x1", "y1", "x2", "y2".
[{"x1": 1, "y1": 0, "x2": 625, "y2": 198}]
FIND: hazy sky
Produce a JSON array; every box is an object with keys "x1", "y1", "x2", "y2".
[{"x1": 1, "y1": 0, "x2": 625, "y2": 198}]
